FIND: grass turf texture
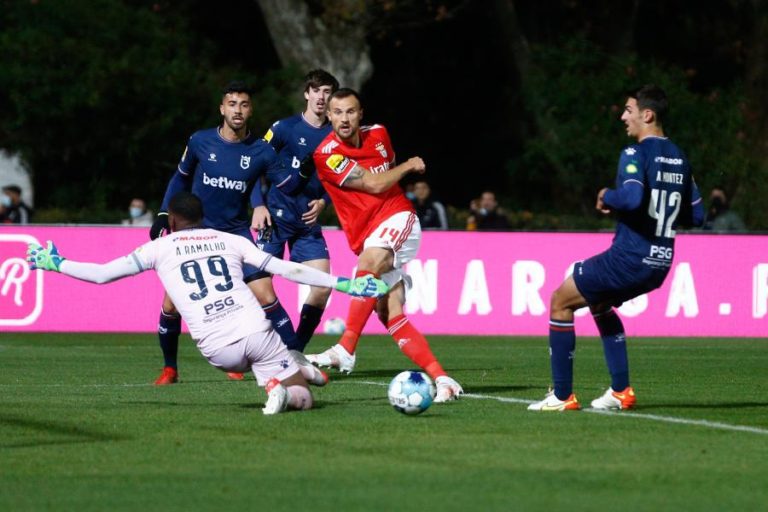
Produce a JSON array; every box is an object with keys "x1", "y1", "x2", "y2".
[{"x1": 1, "y1": 334, "x2": 766, "y2": 511}]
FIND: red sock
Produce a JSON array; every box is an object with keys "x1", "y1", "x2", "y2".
[
  {"x1": 387, "y1": 314, "x2": 446, "y2": 380},
  {"x1": 338, "y1": 270, "x2": 378, "y2": 354}
]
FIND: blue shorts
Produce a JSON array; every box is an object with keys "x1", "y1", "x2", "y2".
[
  {"x1": 226, "y1": 227, "x2": 262, "y2": 282},
  {"x1": 252, "y1": 222, "x2": 329, "y2": 280},
  {"x1": 573, "y1": 248, "x2": 669, "y2": 308}
]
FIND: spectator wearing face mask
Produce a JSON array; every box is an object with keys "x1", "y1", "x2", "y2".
[
  {"x1": 703, "y1": 187, "x2": 745, "y2": 233},
  {"x1": 0, "y1": 185, "x2": 33, "y2": 224},
  {"x1": 122, "y1": 198, "x2": 154, "y2": 227},
  {"x1": 466, "y1": 190, "x2": 510, "y2": 231}
]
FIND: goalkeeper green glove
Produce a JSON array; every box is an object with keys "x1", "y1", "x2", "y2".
[
  {"x1": 334, "y1": 276, "x2": 389, "y2": 298},
  {"x1": 27, "y1": 241, "x2": 66, "y2": 272}
]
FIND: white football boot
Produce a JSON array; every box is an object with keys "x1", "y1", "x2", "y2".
[
  {"x1": 305, "y1": 344, "x2": 356, "y2": 374},
  {"x1": 262, "y1": 379, "x2": 289, "y2": 415},
  {"x1": 590, "y1": 386, "x2": 636, "y2": 410},
  {"x1": 527, "y1": 389, "x2": 581, "y2": 411},
  {"x1": 434, "y1": 375, "x2": 464, "y2": 402}
]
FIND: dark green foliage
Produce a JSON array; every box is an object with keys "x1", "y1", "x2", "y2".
[
  {"x1": 512, "y1": 37, "x2": 759, "y2": 227},
  {"x1": 0, "y1": 0, "x2": 299, "y2": 216}
]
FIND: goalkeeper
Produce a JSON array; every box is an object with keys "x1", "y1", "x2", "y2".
[{"x1": 27, "y1": 192, "x2": 388, "y2": 415}]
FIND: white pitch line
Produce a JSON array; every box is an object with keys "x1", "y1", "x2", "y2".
[
  {"x1": 4, "y1": 378, "x2": 767, "y2": 435},
  {"x1": 357, "y1": 380, "x2": 768, "y2": 436}
]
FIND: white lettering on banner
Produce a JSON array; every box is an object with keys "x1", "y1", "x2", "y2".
[
  {"x1": 404, "y1": 259, "x2": 438, "y2": 315},
  {"x1": 666, "y1": 262, "x2": 699, "y2": 317},
  {"x1": 512, "y1": 260, "x2": 546, "y2": 316},
  {"x1": 618, "y1": 295, "x2": 648, "y2": 317},
  {"x1": 458, "y1": 260, "x2": 491, "y2": 315},
  {"x1": 0, "y1": 257, "x2": 30, "y2": 306},
  {"x1": 753, "y1": 264, "x2": 768, "y2": 318}
]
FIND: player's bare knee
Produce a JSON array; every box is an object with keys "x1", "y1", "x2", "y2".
[
  {"x1": 376, "y1": 300, "x2": 390, "y2": 326},
  {"x1": 248, "y1": 278, "x2": 277, "y2": 305},
  {"x1": 549, "y1": 290, "x2": 571, "y2": 318},
  {"x1": 162, "y1": 294, "x2": 178, "y2": 315},
  {"x1": 308, "y1": 286, "x2": 332, "y2": 306}
]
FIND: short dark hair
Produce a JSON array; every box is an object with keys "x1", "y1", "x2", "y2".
[
  {"x1": 168, "y1": 192, "x2": 203, "y2": 223},
  {"x1": 329, "y1": 87, "x2": 362, "y2": 107},
  {"x1": 303, "y1": 69, "x2": 339, "y2": 93},
  {"x1": 221, "y1": 80, "x2": 253, "y2": 99},
  {"x1": 2, "y1": 185, "x2": 21, "y2": 195},
  {"x1": 628, "y1": 84, "x2": 668, "y2": 124}
]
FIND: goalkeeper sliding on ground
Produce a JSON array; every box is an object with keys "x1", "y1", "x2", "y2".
[{"x1": 27, "y1": 191, "x2": 388, "y2": 415}]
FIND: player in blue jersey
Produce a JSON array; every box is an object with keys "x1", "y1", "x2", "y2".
[
  {"x1": 250, "y1": 69, "x2": 340, "y2": 355},
  {"x1": 528, "y1": 84, "x2": 705, "y2": 412},
  {"x1": 148, "y1": 81, "x2": 309, "y2": 385}
]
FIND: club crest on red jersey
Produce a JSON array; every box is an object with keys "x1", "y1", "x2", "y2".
[{"x1": 375, "y1": 142, "x2": 387, "y2": 158}]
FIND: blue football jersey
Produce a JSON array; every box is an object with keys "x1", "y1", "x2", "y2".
[
  {"x1": 262, "y1": 114, "x2": 331, "y2": 235},
  {"x1": 603, "y1": 136, "x2": 703, "y2": 269},
  {"x1": 161, "y1": 127, "x2": 282, "y2": 232}
]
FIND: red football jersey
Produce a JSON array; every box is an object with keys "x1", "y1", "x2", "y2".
[{"x1": 315, "y1": 124, "x2": 414, "y2": 254}]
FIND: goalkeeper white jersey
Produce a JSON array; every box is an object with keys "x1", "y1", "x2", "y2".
[{"x1": 134, "y1": 228, "x2": 273, "y2": 355}]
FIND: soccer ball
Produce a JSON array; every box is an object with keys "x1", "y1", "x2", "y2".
[
  {"x1": 322, "y1": 317, "x2": 346, "y2": 335},
  {"x1": 387, "y1": 371, "x2": 436, "y2": 415}
]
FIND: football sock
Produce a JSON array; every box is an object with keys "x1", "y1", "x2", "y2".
[
  {"x1": 286, "y1": 385, "x2": 313, "y2": 410},
  {"x1": 593, "y1": 309, "x2": 630, "y2": 391},
  {"x1": 549, "y1": 319, "x2": 576, "y2": 400},
  {"x1": 338, "y1": 270, "x2": 378, "y2": 355},
  {"x1": 158, "y1": 310, "x2": 181, "y2": 369},
  {"x1": 262, "y1": 299, "x2": 300, "y2": 351},
  {"x1": 295, "y1": 304, "x2": 325, "y2": 352},
  {"x1": 387, "y1": 314, "x2": 446, "y2": 380}
]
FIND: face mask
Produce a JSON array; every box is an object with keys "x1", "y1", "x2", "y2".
[
  {"x1": 405, "y1": 191, "x2": 416, "y2": 200},
  {"x1": 0, "y1": 194, "x2": 11, "y2": 208},
  {"x1": 129, "y1": 207, "x2": 144, "y2": 218}
]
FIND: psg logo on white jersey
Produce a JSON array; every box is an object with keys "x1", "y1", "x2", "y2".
[{"x1": 240, "y1": 155, "x2": 251, "y2": 169}]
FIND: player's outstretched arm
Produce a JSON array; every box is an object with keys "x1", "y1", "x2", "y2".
[
  {"x1": 258, "y1": 254, "x2": 388, "y2": 298},
  {"x1": 337, "y1": 157, "x2": 425, "y2": 194},
  {"x1": 27, "y1": 241, "x2": 146, "y2": 284}
]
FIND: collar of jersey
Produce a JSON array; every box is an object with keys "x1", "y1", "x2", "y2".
[{"x1": 216, "y1": 127, "x2": 251, "y2": 144}]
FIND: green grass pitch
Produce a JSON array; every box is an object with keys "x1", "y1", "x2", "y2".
[{"x1": 1, "y1": 334, "x2": 767, "y2": 511}]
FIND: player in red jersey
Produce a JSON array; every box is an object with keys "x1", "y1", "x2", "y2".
[{"x1": 305, "y1": 88, "x2": 463, "y2": 402}]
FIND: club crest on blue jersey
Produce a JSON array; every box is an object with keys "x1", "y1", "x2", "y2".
[{"x1": 240, "y1": 155, "x2": 251, "y2": 169}]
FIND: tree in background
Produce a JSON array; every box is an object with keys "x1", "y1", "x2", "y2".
[{"x1": 0, "y1": 0, "x2": 297, "y2": 221}]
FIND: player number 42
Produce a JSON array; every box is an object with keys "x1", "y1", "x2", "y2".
[{"x1": 648, "y1": 189, "x2": 682, "y2": 238}]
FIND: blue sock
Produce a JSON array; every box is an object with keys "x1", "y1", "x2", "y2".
[
  {"x1": 594, "y1": 309, "x2": 629, "y2": 391},
  {"x1": 158, "y1": 310, "x2": 181, "y2": 369},
  {"x1": 549, "y1": 319, "x2": 575, "y2": 400},
  {"x1": 295, "y1": 304, "x2": 325, "y2": 352},
  {"x1": 263, "y1": 299, "x2": 299, "y2": 351}
]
